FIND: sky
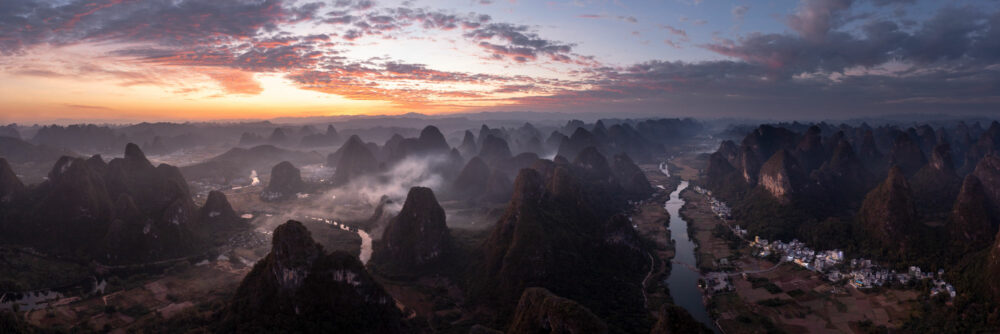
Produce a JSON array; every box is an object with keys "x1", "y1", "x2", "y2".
[{"x1": 0, "y1": 0, "x2": 998, "y2": 123}]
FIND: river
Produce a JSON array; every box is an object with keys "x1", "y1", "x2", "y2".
[
  {"x1": 0, "y1": 277, "x2": 106, "y2": 312},
  {"x1": 311, "y1": 217, "x2": 373, "y2": 264},
  {"x1": 665, "y1": 180, "x2": 718, "y2": 332}
]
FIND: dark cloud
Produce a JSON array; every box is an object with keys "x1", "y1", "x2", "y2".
[
  {"x1": 787, "y1": 0, "x2": 854, "y2": 41},
  {"x1": 707, "y1": 5, "x2": 998, "y2": 76},
  {"x1": 732, "y1": 5, "x2": 750, "y2": 22},
  {"x1": 464, "y1": 23, "x2": 575, "y2": 62},
  {"x1": 499, "y1": 2, "x2": 1000, "y2": 117},
  {"x1": 1, "y1": 0, "x2": 997, "y2": 117},
  {"x1": 0, "y1": 0, "x2": 321, "y2": 55}
]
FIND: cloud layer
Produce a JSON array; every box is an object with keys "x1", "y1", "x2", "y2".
[{"x1": 0, "y1": 0, "x2": 999, "y2": 118}]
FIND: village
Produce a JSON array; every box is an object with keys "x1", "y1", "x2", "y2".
[{"x1": 691, "y1": 186, "x2": 956, "y2": 299}]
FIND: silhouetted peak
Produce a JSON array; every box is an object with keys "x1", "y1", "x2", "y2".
[
  {"x1": 419, "y1": 125, "x2": 443, "y2": 140},
  {"x1": 507, "y1": 288, "x2": 608, "y2": 334},
  {"x1": 451, "y1": 156, "x2": 491, "y2": 200},
  {"x1": 479, "y1": 135, "x2": 512, "y2": 162},
  {"x1": 612, "y1": 153, "x2": 653, "y2": 199},
  {"x1": 269, "y1": 128, "x2": 287, "y2": 142},
  {"x1": 345, "y1": 134, "x2": 364, "y2": 146},
  {"x1": 573, "y1": 146, "x2": 611, "y2": 181},
  {"x1": 859, "y1": 165, "x2": 918, "y2": 250},
  {"x1": 202, "y1": 190, "x2": 237, "y2": 220},
  {"x1": 570, "y1": 127, "x2": 594, "y2": 141},
  {"x1": 885, "y1": 166, "x2": 908, "y2": 188},
  {"x1": 124, "y1": 143, "x2": 150, "y2": 164},
  {"x1": 459, "y1": 130, "x2": 477, "y2": 156},
  {"x1": 950, "y1": 174, "x2": 994, "y2": 249},
  {"x1": 400, "y1": 186, "x2": 442, "y2": 214},
  {"x1": 759, "y1": 149, "x2": 803, "y2": 203},
  {"x1": 376, "y1": 187, "x2": 451, "y2": 271},
  {"x1": 0, "y1": 158, "x2": 25, "y2": 202},
  {"x1": 48, "y1": 156, "x2": 87, "y2": 182},
  {"x1": 331, "y1": 136, "x2": 378, "y2": 186},
  {"x1": 972, "y1": 154, "x2": 1000, "y2": 213},
  {"x1": 890, "y1": 133, "x2": 927, "y2": 176},
  {"x1": 264, "y1": 161, "x2": 304, "y2": 201},
  {"x1": 930, "y1": 143, "x2": 956, "y2": 173},
  {"x1": 830, "y1": 140, "x2": 856, "y2": 164},
  {"x1": 511, "y1": 168, "x2": 546, "y2": 204},
  {"x1": 592, "y1": 120, "x2": 607, "y2": 138},
  {"x1": 270, "y1": 220, "x2": 322, "y2": 289},
  {"x1": 415, "y1": 125, "x2": 449, "y2": 153}
]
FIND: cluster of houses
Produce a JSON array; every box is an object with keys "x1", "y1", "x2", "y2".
[
  {"x1": 748, "y1": 236, "x2": 956, "y2": 297},
  {"x1": 700, "y1": 272, "x2": 734, "y2": 293},
  {"x1": 750, "y1": 237, "x2": 844, "y2": 272},
  {"x1": 692, "y1": 186, "x2": 731, "y2": 220},
  {"x1": 691, "y1": 186, "x2": 957, "y2": 299}
]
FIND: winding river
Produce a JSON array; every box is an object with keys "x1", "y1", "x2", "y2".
[
  {"x1": 313, "y1": 218, "x2": 373, "y2": 264},
  {"x1": 665, "y1": 180, "x2": 718, "y2": 332}
]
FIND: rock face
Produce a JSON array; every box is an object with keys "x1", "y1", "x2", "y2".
[
  {"x1": 483, "y1": 169, "x2": 514, "y2": 203},
  {"x1": 416, "y1": 125, "x2": 450, "y2": 154},
  {"x1": 459, "y1": 130, "x2": 478, "y2": 158},
  {"x1": 267, "y1": 128, "x2": 288, "y2": 145},
  {"x1": 929, "y1": 143, "x2": 957, "y2": 174},
  {"x1": 987, "y1": 224, "x2": 1000, "y2": 300},
  {"x1": 451, "y1": 157, "x2": 491, "y2": 199},
  {"x1": 0, "y1": 158, "x2": 25, "y2": 203},
  {"x1": 611, "y1": 153, "x2": 654, "y2": 200},
  {"x1": 972, "y1": 155, "x2": 1000, "y2": 214},
  {"x1": 373, "y1": 187, "x2": 452, "y2": 274},
  {"x1": 888, "y1": 134, "x2": 927, "y2": 177},
  {"x1": 198, "y1": 190, "x2": 242, "y2": 233},
  {"x1": 859, "y1": 130, "x2": 884, "y2": 173},
  {"x1": 0, "y1": 143, "x2": 230, "y2": 264},
  {"x1": 37, "y1": 156, "x2": 115, "y2": 249},
  {"x1": 228, "y1": 220, "x2": 403, "y2": 333},
  {"x1": 964, "y1": 121, "x2": 1000, "y2": 173},
  {"x1": 557, "y1": 128, "x2": 597, "y2": 160},
  {"x1": 479, "y1": 135, "x2": 513, "y2": 163},
  {"x1": 384, "y1": 126, "x2": 452, "y2": 162},
  {"x1": 910, "y1": 143, "x2": 962, "y2": 215},
  {"x1": 545, "y1": 131, "x2": 567, "y2": 153},
  {"x1": 814, "y1": 140, "x2": 872, "y2": 201},
  {"x1": 758, "y1": 150, "x2": 804, "y2": 204},
  {"x1": 573, "y1": 147, "x2": 612, "y2": 182},
  {"x1": 606, "y1": 123, "x2": 661, "y2": 163},
  {"x1": 793, "y1": 126, "x2": 826, "y2": 171},
  {"x1": 650, "y1": 305, "x2": 713, "y2": 334},
  {"x1": 705, "y1": 150, "x2": 743, "y2": 197},
  {"x1": 858, "y1": 166, "x2": 919, "y2": 251},
  {"x1": 262, "y1": 161, "x2": 304, "y2": 201},
  {"x1": 950, "y1": 175, "x2": 995, "y2": 250},
  {"x1": 473, "y1": 161, "x2": 648, "y2": 332},
  {"x1": 330, "y1": 135, "x2": 380, "y2": 186},
  {"x1": 506, "y1": 288, "x2": 608, "y2": 334}
]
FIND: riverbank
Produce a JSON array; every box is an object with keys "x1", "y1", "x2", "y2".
[
  {"x1": 635, "y1": 163, "x2": 681, "y2": 313},
  {"x1": 679, "y1": 185, "x2": 923, "y2": 333}
]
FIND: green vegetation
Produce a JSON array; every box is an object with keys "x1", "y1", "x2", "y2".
[
  {"x1": 747, "y1": 276, "x2": 782, "y2": 294},
  {"x1": 757, "y1": 298, "x2": 791, "y2": 307},
  {"x1": 0, "y1": 247, "x2": 91, "y2": 291}
]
